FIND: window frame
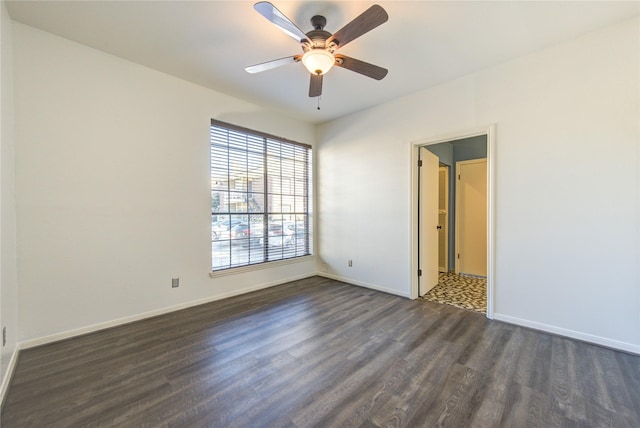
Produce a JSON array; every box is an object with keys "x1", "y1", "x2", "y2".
[{"x1": 209, "y1": 119, "x2": 313, "y2": 273}]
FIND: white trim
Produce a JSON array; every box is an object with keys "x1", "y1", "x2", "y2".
[
  {"x1": 412, "y1": 127, "x2": 493, "y2": 147},
  {"x1": 494, "y1": 313, "x2": 640, "y2": 355},
  {"x1": 1, "y1": 343, "x2": 21, "y2": 408},
  {"x1": 486, "y1": 125, "x2": 496, "y2": 319},
  {"x1": 409, "y1": 143, "x2": 419, "y2": 299},
  {"x1": 8, "y1": 271, "x2": 638, "y2": 399},
  {"x1": 21, "y1": 272, "x2": 316, "y2": 350},
  {"x1": 453, "y1": 160, "x2": 460, "y2": 275},
  {"x1": 209, "y1": 255, "x2": 315, "y2": 278},
  {"x1": 317, "y1": 272, "x2": 411, "y2": 299},
  {"x1": 409, "y1": 125, "x2": 496, "y2": 320}
]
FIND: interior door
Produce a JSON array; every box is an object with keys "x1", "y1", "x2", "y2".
[
  {"x1": 456, "y1": 158, "x2": 487, "y2": 276},
  {"x1": 419, "y1": 147, "x2": 439, "y2": 295},
  {"x1": 438, "y1": 166, "x2": 449, "y2": 272}
]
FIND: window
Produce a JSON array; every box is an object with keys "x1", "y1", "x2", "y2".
[{"x1": 210, "y1": 119, "x2": 312, "y2": 271}]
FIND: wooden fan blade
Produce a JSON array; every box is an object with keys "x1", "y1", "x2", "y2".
[
  {"x1": 309, "y1": 74, "x2": 323, "y2": 97},
  {"x1": 326, "y1": 5, "x2": 388, "y2": 49},
  {"x1": 334, "y1": 54, "x2": 388, "y2": 80},
  {"x1": 245, "y1": 55, "x2": 301, "y2": 74},
  {"x1": 254, "y1": 2, "x2": 308, "y2": 43}
]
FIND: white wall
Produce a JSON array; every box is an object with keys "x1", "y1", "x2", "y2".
[
  {"x1": 13, "y1": 23, "x2": 317, "y2": 343},
  {"x1": 7, "y1": 11, "x2": 640, "y2": 356},
  {"x1": 0, "y1": 0, "x2": 18, "y2": 397},
  {"x1": 318, "y1": 18, "x2": 640, "y2": 352}
]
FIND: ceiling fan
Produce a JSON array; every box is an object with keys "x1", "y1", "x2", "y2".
[{"x1": 245, "y1": 2, "x2": 389, "y2": 98}]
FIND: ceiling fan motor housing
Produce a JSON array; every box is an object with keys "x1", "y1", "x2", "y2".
[
  {"x1": 303, "y1": 15, "x2": 334, "y2": 50},
  {"x1": 305, "y1": 35, "x2": 331, "y2": 51}
]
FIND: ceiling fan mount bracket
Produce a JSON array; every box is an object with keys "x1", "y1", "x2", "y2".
[{"x1": 310, "y1": 15, "x2": 327, "y2": 30}]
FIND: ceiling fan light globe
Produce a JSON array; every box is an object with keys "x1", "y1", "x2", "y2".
[{"x1": 302, "y1": 49, "x2": 335, "y2": 75}]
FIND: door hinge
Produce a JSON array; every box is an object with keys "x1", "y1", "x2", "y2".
[
  {"x1": 457, "y1": 253, "x2": 460, "y2": 259},
  {"x1": 417, "y1": 269, "x2": 422, "y2": 277},
  {"x1": 458, "y1": 174, "x2": 461, "y2": 180},
  {"x1": 418, "y1": 160, "x2": 423, "y2": 167}
]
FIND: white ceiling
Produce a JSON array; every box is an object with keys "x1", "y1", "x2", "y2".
[{"x1": 6, "y1": 1, "x2": 639, "y2": 124}]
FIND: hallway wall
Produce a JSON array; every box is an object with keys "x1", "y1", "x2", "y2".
[{"x1": 317, "y1": 18, "x2": 640, "y2": 352}]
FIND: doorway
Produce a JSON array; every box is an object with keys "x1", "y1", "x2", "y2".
[{"x1": 411, "y1": 126, "x2": 495, "y2": 318}]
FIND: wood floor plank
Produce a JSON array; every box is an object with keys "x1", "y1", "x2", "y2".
[
  {"x1": 2, "y1": 276, "x2": 639, "y2": 427},
  {"x1": 368, "y1": 341, "x2": 463, "y2": 426}
]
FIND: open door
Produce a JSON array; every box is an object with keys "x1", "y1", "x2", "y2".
[{"x1": 418, "y1": 147, "x2": 439, "y2": 295}]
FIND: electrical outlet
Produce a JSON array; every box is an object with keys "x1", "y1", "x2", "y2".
[
  {"x1": 2, "y1": 327, "x2": 6, "y2": 347},
  {"x1": 172, "y1": 278, "x2": 179, "y2": 288},
  {"x1": 348, "y1": 260, "x2": 353, "y2": 267}
]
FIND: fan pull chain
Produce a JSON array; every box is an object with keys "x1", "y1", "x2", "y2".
[{"x1": 317, "y1": 96, "x2": 321, "y2": 110}]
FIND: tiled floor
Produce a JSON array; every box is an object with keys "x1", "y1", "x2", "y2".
[{"x1": 421, "y1": 272, "x2": 487, "y2": 314}]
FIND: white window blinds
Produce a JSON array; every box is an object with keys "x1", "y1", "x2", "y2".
[{"x1": 210, "y1": 120, "x2": 312, "y2": 271}]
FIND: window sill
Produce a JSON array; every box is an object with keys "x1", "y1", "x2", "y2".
[{"x1": 209, "y1": 255, "x2": 316, "y2": 278}]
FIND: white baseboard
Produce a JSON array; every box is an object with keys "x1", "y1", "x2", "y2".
[
  {"x1": 317, "y1": 272, "x2": 411, "y2": 299},
  {"x1": 493, "y1": 313, "x2": 640, "y2": 355},
  {"x1": 1, "y1": 342, "x2": 21, "y2": 408},
  {"x1": 313, "y1": 277, "x2": 639, "y2": 355},
  {"x1": 14, "y1": 274, "x2": 639, "y2": 363},
  {"x1": 21, "y1": 272, "x2": 316, "y2": 350}
]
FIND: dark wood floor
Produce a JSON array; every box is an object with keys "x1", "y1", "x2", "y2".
[{"x1": 2, "y1": 276, "x2": 639, "y2": 427}]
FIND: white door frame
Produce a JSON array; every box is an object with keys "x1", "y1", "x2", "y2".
[{"x1": 409, "y1": 125, "x2": 496, "y2": 319}]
